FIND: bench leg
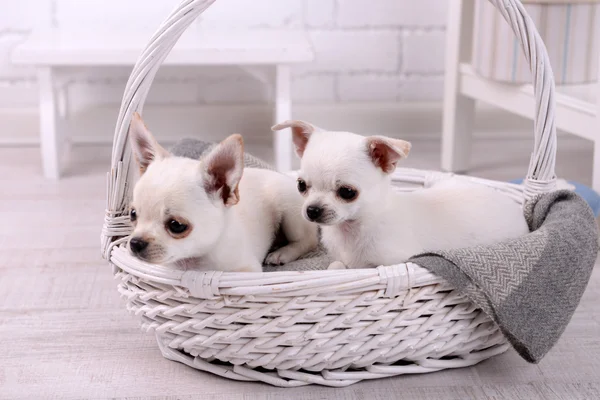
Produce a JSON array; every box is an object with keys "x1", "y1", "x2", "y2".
[
  {"x1": 442, "y1": 0, "x2": 476, "y2": 173},
  {"x1": 57, "y1": 84, "x2": 69, "y2": 120},
  {"x1": 273, "y1": 64, "x2": 292, "y2": 172},
  {"x1": 38, "y1": 67, "x2": 62, "y2": 179}
]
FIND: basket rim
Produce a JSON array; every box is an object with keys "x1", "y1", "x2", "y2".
[{"x1": 110, "y1": 244, "x2": 448, "y2": 299}]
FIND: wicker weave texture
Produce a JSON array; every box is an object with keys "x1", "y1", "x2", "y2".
[
  {"x1": 101, "y1": 0, "x2": 557, "y2": 387},
  {"x1": 114, "y1": 254, "x2": 509, "y2": 387}
]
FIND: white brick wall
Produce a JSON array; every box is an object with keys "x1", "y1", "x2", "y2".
[
  {"x1": 337, "y1": 0, "x2": 447, "y2": 28},
  {"x1": 0, "y1": 0, "x2": 53, "y2": 31},
  {"x1": 201, "y1": 0, "x2": 304, "y2": 28},
  {"x1": 0, "y1": 0, "x2": 448, "y2": 108},
  {"x1": 304, "y1": 0, "x2": 336, "y2": 28},
  {"x1": 54, "y1": 0, "x2": 181, "y2": 33},
  {"x1": 403, "y1": 31, "x2": 446, "y2": 74},
  {"x1": 306, "y1": 30, "x2": 400, "y2": 72},
  {"x1": 338, "y1": 74, "x2": 401, "y2": 102},
  {"x1": 292, "y1": 74, "x2": 336, "y2": 103}
]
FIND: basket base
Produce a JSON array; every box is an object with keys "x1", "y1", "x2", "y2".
[{"x1": 155, "y1": 334, "x2": 509, "y2": 387}]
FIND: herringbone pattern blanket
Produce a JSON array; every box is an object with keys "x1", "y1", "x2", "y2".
[{"x1": 413, "y1": 190, "x2": 598, "y2": 362}]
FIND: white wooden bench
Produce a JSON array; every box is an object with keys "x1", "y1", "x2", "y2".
[
  {"x1": 442, "y1": 0, "x2": 600, "y2": 190},
  {"x1": 11, "y1": 28, "x2": 314, "y2": 178}
]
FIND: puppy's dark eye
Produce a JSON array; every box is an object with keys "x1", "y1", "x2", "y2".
[
  {"x1": 167, "y1": 219, "x2": 188, "y2": 234},
  {"x1": 297, "y1": 178, "x2": 307, "y2": 194},
  {"x1": 130, "y1": 208, "x2": 137, "y2": 222},
  {"x1": 337, "y1": 186, "x2": 358, "y2": 201}
]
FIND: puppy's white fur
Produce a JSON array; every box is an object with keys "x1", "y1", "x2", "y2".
[
  {"x1": 273, "y1": 120, "x2": 529, "y2": 269},
  {"x1": 127, "y1": 113, "x2": 318, "y2": 272}
]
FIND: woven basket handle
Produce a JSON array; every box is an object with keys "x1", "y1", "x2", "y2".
[
  {"x1": 486, "y1": 0, "x2": 557, "y2": 198},
  {"x1": 102, "y1": 0, "x2": 557, "y2": 254}
]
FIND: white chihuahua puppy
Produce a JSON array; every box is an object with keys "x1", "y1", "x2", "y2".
[
  {"x1": 127, "y1": 114, "x2": 318, "y2": 272},
  {"x1": 272, "y1": 120, "x2": 529, "y2": 269}
]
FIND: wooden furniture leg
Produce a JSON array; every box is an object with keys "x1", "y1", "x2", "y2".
[
  {"x1": 442, "y1": 0, "x2": 476, "y2": 173},
  {"x1": 273, "y1": 64, "x2": 292, "y2": 172},
  {"x1": 37, "y1": 67, "x2": 62, "y2": 179}
]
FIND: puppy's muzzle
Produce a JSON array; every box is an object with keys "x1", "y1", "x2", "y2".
[
  {"x1": 129, "y1": 237, "x2": 149, "y2": 254},
  {"x1": 306, "y1": 205, "x2": 323, "y2": 222}
]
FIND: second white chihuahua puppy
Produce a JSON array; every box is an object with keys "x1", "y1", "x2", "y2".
[
  {"x1": 272, "y1": 120, "x2": 529, "y2": 269},
  {"x1": 127, "y1": 114, "x2": 318, "y2": 272}
]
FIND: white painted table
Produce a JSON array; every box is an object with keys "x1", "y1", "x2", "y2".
[
  {"x1": 442, "y1": 0, "x2": 600, "y2": 190},
  {"x1": 11, "y1": 28, "x2": 314, "y2": 178}
]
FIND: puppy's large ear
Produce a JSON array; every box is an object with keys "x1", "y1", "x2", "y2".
[
  {"x1": 202, "y1": 134, "x2": 244, "y2": 207},
  {"x1": 129, "y1": 112, "x2": 170, "y2": 174},
  {"x1": 271, "y1": 120, "x2": 317, "y2": 158},
  {"x1": 366, "y1": 136, "x2": 411, "y2": 174}
]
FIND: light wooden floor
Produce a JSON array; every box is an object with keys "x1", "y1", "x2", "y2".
[{"x1": 1, "y1": 135, "x2": 599, "y2": 400}]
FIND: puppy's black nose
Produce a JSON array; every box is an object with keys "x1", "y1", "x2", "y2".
[
  {"x1": 306, "y1": 205, "x2": 323, "y2": 221},
  {"x1": 129, "y1": 237, "x2": 148, "y2": 254}
]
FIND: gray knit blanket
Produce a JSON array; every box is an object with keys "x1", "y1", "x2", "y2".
[
  {"x1": 412, "y1": 190, "x2": 598, "y2": 363},
  {"x1": 172, "y1": 138, "x2": 598, "y2": 363},
  {"x1": 170, "y1": 138, "x2": 275, "y2": 170}
]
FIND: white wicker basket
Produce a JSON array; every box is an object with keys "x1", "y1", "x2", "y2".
[{"x1": 101, "y1": 0, "x2": 557, "y2": 387}]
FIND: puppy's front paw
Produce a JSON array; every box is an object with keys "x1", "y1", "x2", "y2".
[
  {"x1": 265, "y1": 247, "x2": 298, "y2": 266},
  {"x1": 236, "y1": 265, "x2": 262, "y2": 272},
  {"x1": 327, "y1": 261, "x2": 347, "y2": 270}
]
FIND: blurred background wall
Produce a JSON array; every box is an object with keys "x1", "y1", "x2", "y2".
[{"x1": 0, "y1": 0, "x2": 447, "y2": 108}]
